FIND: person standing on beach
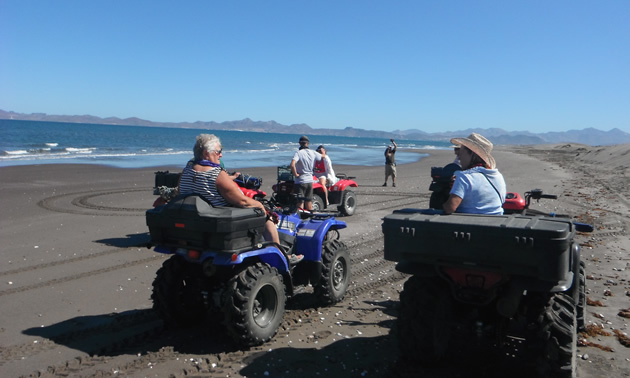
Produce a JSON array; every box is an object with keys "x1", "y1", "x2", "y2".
[
  {"x1": 383, "y1": 139, "x2": 397, "y2": 187},
  {"x1": 290, "y1": 135, "x2": 322, "y2": 210},
  {"x1": 442, "y1": 133, "x2": 506, "y2": 215}
]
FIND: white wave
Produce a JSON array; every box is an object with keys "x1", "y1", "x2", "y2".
[
  {"x1": 229, "y1": 147, "x2": 283, "y2": 154},
  {"x1": 332, "y1": 143, "x2": 360, "y2": 147},
  {"x1": 45, "y1": 143, "x2": 58, "y2": 147},
  {"x1": 150, "y1": 150, "x2": 189, "y2": 156},
  {"x1": 3, "y1": 150, "x2": 29, "y2": 155},
  {"x1": 64, "y1": 147, "x2": 94, "y2": 154}
]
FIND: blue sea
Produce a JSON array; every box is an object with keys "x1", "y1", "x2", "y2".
[{"x1": 0, "y1": 119, "x2": 451, "y2": 169}]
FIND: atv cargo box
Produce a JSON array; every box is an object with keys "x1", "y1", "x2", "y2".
[
  {"x1": 382, "y1": 210, "x2": 576, "y2": 284},
  {"x1": 147, "y1": 195, "x2": 266, "y2": 252}
]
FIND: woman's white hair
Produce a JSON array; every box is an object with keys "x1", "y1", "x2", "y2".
[{"x1": 193, "y1": 134, "x2": 221, "y2": 160}]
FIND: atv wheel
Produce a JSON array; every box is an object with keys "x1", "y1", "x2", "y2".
[
  {"x1": 576, "y1": 261, "x2": 586, "y2": 332},
  {"x1": 315, "y1": 240, "x2": 351, "y2": 304},
  {"x1": 338, "y1": 190, "x2": 357, "y2": 216},
  {"x1": 397, "y1": 276, "x2": 453, "y2": 365},
  {"x1": 223, "y1": 263, "x2": 285, "y2": 346},
  {"x1": 151, "y1": 255, "x2": 207, "y2": 327},
  {"x1": 536, "y1": 293, "x2": 577, "y2": 378},
  {"x1": 311, "y1": 193, "x2": 325, "y2": 211}
]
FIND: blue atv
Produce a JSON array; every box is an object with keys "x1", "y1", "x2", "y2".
[{"x1": 146, "y1": 194, "x2": 351, "y2": 346}]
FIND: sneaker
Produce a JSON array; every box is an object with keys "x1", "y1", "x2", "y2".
[
  {"x1": 382, "y1": 183, "x2": 387, "y2": 187},
  {"x1": 393, "y1": 183, "x2": 396, "y2": 187},
  {"x1": 288, "y1": 254, "x2": 304, "y2": 265}
]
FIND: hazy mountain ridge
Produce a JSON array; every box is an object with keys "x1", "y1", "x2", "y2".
[{"x1": 1, "y1": 109, "x2": 628, "y2": 146}]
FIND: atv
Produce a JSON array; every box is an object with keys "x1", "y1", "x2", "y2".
[
  {"x1": 146, "y1": 193, "x2": 351, "y2": 347},
  {"x1": 383, "y1": 184, "x2": 592, "y2": 377},
  {"x1": 272, "y1": 165, "x2": 358, "y2": 216}
]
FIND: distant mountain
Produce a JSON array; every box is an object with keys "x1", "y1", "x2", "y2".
[{"x1": 1, "y1": 109, "x2": 628, "y2": 146}]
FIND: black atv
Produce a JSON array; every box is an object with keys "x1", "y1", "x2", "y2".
[{"x1": 382, "y1": 189, "x2": 592, "y2": 377}]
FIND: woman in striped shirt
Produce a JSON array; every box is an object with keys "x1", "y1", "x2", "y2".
[{"x1": 179, "y1": 134, "x2": 280, "y2": 245}]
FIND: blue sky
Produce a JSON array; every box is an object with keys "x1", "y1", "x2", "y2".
[{"x1": 1, "y1": 1, "x2": 628, "y2": 133}]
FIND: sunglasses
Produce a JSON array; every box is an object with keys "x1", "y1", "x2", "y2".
[{"x1": 214, "y1": 149, "x2": 223, "y2": 154}]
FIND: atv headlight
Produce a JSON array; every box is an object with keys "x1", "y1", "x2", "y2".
[{"x1": 298, "y1": 229, "x2": 316, "y2": 237}]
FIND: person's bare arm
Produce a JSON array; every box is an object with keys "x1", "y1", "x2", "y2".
[
  {"x1": 290, "y1": 159, "x2": 298, "y2": 178},
  {"x1": 390, "y1": 139, "x2": 398, "y2": 150},
  {"x1": 216, "y1": 171, "x2": 264, "y2": 210},
  {"x1": 442, "y1": 193, "x2": 462, "y2": 214}
]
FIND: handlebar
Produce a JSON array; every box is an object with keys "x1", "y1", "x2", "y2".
[
  {"x1": 524, "y1": 189, "x2": 558, "y2": 208},
  {"x1": 540, "y1": 194, "x2": 558, "y2": 199},
  {"x1": 335, "y1": 173, "x2": 356, "y2": 180}
]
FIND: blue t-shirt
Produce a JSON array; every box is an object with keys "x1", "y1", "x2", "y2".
[
  {"x1": 292, "y1": 148, "x2": 322, "y2": 184},
  {"x1": 450, "y1": 166, "x2": 506, "y2": 215}
]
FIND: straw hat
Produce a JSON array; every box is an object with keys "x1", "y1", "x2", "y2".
[{"x1": 450, "y1": 133, "x2": 496, "y2": 169}]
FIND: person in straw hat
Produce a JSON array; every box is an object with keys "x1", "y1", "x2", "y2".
[{"x1": 442, "y1": 132, "x2": 506, "y2": 215}]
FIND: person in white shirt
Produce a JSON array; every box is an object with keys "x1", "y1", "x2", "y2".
[
  {"x1": 289, "y1": 135, "x2": 322, "y2": 210},
  {"x1": 314, "y1": 145, "x2": 338, "y2": 205}
]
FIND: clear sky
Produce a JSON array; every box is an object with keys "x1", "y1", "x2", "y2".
[{"x1": 1, "y1": 1, "x2": 628, "y2": 133}]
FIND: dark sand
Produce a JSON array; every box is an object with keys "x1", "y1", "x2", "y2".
[{"x1": 0, "y1": 145, "x2": 628, "y2": 377}]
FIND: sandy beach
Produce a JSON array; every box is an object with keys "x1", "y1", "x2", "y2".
[{"x1": 1, "y1": 144, "x2": 628, "y2": 377}]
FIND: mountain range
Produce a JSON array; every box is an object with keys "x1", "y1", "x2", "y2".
[{"x1": 1, "y1": 109, "x2": 628, "y2": 146}]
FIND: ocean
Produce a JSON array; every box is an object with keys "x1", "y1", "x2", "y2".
[{"x1": 0, "y1": 119, "x2": 451, "y2": 169}]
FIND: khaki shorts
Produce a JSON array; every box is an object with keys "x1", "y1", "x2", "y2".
[{"x1": 385, "y1": 164, "x2": 397, "y2": 178}]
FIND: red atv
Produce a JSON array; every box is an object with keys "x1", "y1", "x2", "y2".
[
  {"x1": 230, "y1": 172, "x2": 267, "y2": 200},
  {"x1": 272, "y1": 165, "x2": 358, "y2": 216},
  {"x1": 383, "y1": 165, "x2": 594, "y2": 376}
]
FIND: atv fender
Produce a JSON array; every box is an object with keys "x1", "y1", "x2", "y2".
[
  {"x1": 570, "y1": 242, "x2": 581, "y2": 277},
  {"x1": 295, "y1": 218, "x2": 347, "y2": 260},
  {"x1": 240, "y1": 187, "x2": 266, "y2": 199},
  {"x1": 184, "y1": 246, "x2": 293, "y2": 274},
  {"x1": 329, "y1": 179, "x2": 358, "y2": 192}
]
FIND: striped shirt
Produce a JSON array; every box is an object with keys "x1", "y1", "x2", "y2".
[{"x1": 178, "y1": 164, "x2": 229, "y2": 207}]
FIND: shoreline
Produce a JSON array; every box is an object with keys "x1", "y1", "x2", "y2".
[{"x1": 0, "y1": 147, "x2": 434, "y2": 171}]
